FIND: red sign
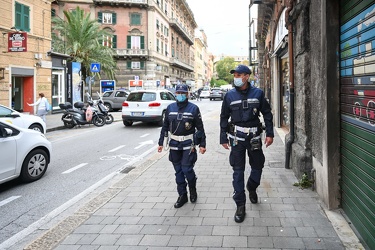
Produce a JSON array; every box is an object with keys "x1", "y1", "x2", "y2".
[
  {"x1": 129, "y1": 80, "x2": 143, "y2": 87},
  {"x1": 8, "y1": 32, "x2": 27, "y2": 52}
]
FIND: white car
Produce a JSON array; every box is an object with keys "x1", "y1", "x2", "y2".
[
  {"x1": 200, "y1": 87, "x2": 211, "y2": 99},
  {"x1": 0, "y1": 104, "x2": 46, "y2": 134},
  {"x1": 122, "y1": 89, "x2": 176, "y2": 126},
  {"x1": 0, "y1": 121, "x2": 52, "y2": 185}
]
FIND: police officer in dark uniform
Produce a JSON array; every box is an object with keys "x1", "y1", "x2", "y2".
[
  {"x1": 158, "y1": 84, "x2": 206, "y2": 208},
  {"x1": 220, "y1": 64, "x2": 274, "y2": 223}
]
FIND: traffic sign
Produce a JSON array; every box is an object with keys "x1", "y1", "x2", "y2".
[{"x1": 90, "y1": 63, "x2": 101, "y2": 72}]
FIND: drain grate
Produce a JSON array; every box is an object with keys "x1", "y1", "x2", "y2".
[{"x1": 121, "y1": 166, "x2": 135, "y2": 173}]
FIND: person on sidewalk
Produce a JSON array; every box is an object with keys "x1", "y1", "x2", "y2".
[
  {"x1": 220, "y1": 64, "x2": 274, "y2": 223},
  {"x1": 158, "y1": 84, "x2": 207, "y2": 208},
  {"x1": 27, "y1": 93, "x2": 48, "y2": 123}
]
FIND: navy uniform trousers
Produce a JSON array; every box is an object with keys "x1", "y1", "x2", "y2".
[
  {"x1": 229, "y1": 136, "x2": 265, "y2": 206},
  {"x1": 169, "y1": 140, "x2": 197, "y2": 196}
]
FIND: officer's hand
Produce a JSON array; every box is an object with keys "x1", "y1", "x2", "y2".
[
  {"x1": 222, "y1": 143, "x2": 230, "y2": 150},
  {"x1": 265, "y1": 137, "x2": 273, "y2": 148},
  {"x1": 199, "y1": 147, "x2": 206, "y2": 154},
  {"x1": 157, "y1": 145, "x2": 163, "y2": 153}
]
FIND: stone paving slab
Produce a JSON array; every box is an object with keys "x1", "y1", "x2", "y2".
[{"x1": 24, "y1": 112, "x2": 358, "y2": 249}]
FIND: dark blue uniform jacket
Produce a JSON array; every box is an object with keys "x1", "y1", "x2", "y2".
[
  {"x1": 158, "y1": 101, "x2": 206, "y2": 148},
  {"x1": 220, "y1": 86, "x2": 274, "y2": 144}
]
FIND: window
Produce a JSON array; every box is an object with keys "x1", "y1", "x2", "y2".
[
  {"x1": 156, "y1": 19, "x2": 159, "y2": 29},
  {"x1": 102, "y1": 35, "x2": 117, "y2": 48},
  {"x1": 126, "y1": 61, "x2": 145, "y2": 69},
  {"x1": 127, "y1": 36, "x2": 145, "y2": 49},
  {"x1": 15, "y1": 2, "x2": 30, "y2": 32},
  {"x1": 98, "y1": 12, "x2": 117, "y2": 24},
  {"x1": 156, "y1": 39, "x2": 160, "y2": 52},
  {"x1": 130, "y1": 13, "x2": 141, "y2": 25}
]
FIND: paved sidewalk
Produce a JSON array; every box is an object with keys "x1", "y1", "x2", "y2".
[{"x1": 25, "y1": 111, "x2": 361, "y2": 249}]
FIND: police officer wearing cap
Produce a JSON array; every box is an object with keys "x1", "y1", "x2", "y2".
[
  {"x1": 220, "y1": 64, "x2": 274, "y2": 223},
  {"x1": 158, "y1": 84, "x2": 206, "y2": 208}
]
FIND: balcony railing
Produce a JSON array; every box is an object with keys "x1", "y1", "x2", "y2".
[
  {"x1": 169, "y1": 18, "x2": 194, "y2": 45},
  {"x1": 94, "y1": 0, "x2": 148, "y2": 7},
  {"x1": 114, "y1": 48, "x2": 148, "y2": 57},
  {"x1": 170, "y1": 57, "x2": 194, "y2": 72}
]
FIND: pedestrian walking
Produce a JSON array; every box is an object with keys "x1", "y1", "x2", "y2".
[
  {"x1": 158, "y1": 84, "x2": 206, "y2": 208},
  {"x1": 197, "y1": 88, "x2": 202, "y2": 101},
  {"x1": 220, "y1": 64, "x2": 274, "y2": 223},
  {"x1": 27, "y1": 93, "x2": 49, "y2": 123}
]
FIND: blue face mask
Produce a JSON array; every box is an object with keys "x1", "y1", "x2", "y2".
[
  {"x1": 176, "y1": 94, "x2": 187, "y2": 102},
  {"x1": 233, "y1": 77, "x2": 244, "y2": 87}
]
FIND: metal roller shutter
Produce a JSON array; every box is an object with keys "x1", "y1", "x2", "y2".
[{"x1": 339, "y1": 1, "x2": 375, "y2": 249}]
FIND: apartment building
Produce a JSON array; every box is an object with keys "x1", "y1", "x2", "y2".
[
  {"x1": 0, "y1": 0, "x2": 52, "y2": 114},
  {"x1": 52, "y1": 0, "x2": 197, "y2": 91}
]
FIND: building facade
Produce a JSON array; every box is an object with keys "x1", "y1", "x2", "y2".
[
  {"x1": 0, "y1": 0, "x2": 52, "y2": 114},
  {"x1": 52, "y1": 0, "x2": 197, "y2": 92},
  {"x1": 256, "y1": 0, "x2": 374, "y2": 248}
]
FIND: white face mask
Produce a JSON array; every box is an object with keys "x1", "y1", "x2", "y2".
[{"x1": 233, "y1": 77, "x2": 244, "y2": 87}]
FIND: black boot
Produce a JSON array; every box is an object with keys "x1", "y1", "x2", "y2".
[
  {"x1": 189, "y1": 187, "x2": 197, "y2": 203},
  {"x1": 246, "y1": 182, "x2": 258, "y2": 204},
  {"x1": 234, "y1": 205, "x2": 246, "y2": 223},
  {"x1": 249, "y1": 190, "x2": 258, "y2": 204},
  {"x1": 174, "y1": 194, "x2": 188, "y2": 208}
]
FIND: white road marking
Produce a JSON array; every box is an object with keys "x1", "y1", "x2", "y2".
[
  {"x1": 0, "y1": 196, "x2": 21, "y2": 207},
  {"x1": 62, "y1": 163, "x2": 88, "y2": 174},
  {"x1": 108, "y1": 145, "x2": 125, "y2": 152},
  {"x1": 140, "y1": 133, "x2": 149, "y2": 138},
  {"x1": 134, "y1": 140, "x2": 153, "y2": 149},
  {"x1": 0, "y1": 145, "x2": 158, "y2": 250}
]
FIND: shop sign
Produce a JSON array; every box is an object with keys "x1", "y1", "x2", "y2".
[{"x1": 8, "y1": 32, "x2": 27, "y2": 52}]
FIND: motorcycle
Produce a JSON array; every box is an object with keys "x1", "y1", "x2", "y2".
[
  {"x1": 58, "y1": 100, "x2": 106, "y2": 128},
  {"x1": 87, "y1": 92, "x2": 114, "y2": 124}
]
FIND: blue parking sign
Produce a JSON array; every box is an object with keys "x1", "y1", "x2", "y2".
[{"x1": 90, "y1": 63, "x2": 101, "y2": 72}]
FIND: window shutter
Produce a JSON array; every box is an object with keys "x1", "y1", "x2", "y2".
[
  {"x1": 140, "y1": 36, "x2": 145, "y2": 49},
  {"x1": 15, "y1": 2, "x2": 22, "y2": 30},
  {"x1": 23, "y1": 5, "x2": 30, "y2": 31},
  {"x1": 98, "y1": 12, "x2": 102, "y2": 23},
  {"x1": 112, "y1": 13, "x2": 116, "y2": 24},
  {"x1": 127, "y1": 36, "x2": 131, "y2": 49},
  {"x1": 127, "y1": 61, "x2": 131, "y2": 69},
  {"x1": 112, "y1": 35, "x2": 117, "y2": 48},
  {"x1": 140, "y1": 61, "x2": 144, "y2": 69}
]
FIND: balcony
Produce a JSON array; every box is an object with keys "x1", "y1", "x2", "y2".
[
  {"x1": 114, "y1": 48, "x2": 148, "y2": 58},
  {"x1": 170, "y1": 57, "x2": 194, "y2": 72},
  {"x1": 93, "y1": 0, "x2": 148, "y2": 8},
  {"x1": 169, "y1": 18, "x2": 194, "y2": 45}
]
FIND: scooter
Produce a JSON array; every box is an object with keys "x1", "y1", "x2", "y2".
[
  {"x1": 59, "y1": 100, "x2": 106, "y2": 128},
  {"x1": 94, "y1": 92, "x2": 114, "y2": 124}
]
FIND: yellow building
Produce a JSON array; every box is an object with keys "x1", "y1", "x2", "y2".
[{"x1": 0, "y1": 0, "x2": 52, "y2": 114}]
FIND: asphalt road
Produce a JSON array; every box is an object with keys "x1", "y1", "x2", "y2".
[{"x1": 0, "y1": 99, "x2": 221, "y2": 248}]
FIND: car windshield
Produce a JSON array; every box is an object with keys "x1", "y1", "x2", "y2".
[
  {"x1": 0, "y1": 106, "x2": 12, "y2": 116},
  {"x1": 127, "y1": 92, "x2": 156, "y2": 102}
]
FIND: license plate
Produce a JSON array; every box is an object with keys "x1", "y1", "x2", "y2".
[{"x1": 132, "y1": 112, "x2": 144, "y2": 116}]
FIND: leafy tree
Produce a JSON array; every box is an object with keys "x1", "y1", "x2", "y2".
[
  {"x1": 52, "y1": 7, "x2": 117, "y2": 80},
  {"x1": 215, "y1": 57, "x2": 237, "y2": 83},
  {"x1": 210, "y1": 79, "x2": 229, "y2": 88}
]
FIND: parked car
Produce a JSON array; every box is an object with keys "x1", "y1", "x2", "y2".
[
  {"x1": 209, "y1": 88, "x2": 226, "y2": 100},
  {"x1": 0, "y1": 121, "x2": 52, "y2": 184},
  {"x1": 102, "y1": 89, "x2": 130, "y2": 111},
  {"x1": 122, "y1": 89, "x2": 176, "y2": 127},
  {"x1": 0, "y1": 104, "x2": 46, "y2": 134},
  {"x1": 200, "y1": 87, "x2": 211, "y2": 99}
]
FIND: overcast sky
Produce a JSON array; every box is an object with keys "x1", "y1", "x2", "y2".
[{"x1": 187, "y1": 0, "x2": 256, "y2": 57}]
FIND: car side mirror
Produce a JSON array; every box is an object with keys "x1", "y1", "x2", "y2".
[{"x1": 1, "y1": 128, "x2": 12, "y2": 137}]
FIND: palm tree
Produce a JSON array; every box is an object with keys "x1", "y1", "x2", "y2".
[{"x1": 52, "y1": 7, "x2": 117, "y2": 80}]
